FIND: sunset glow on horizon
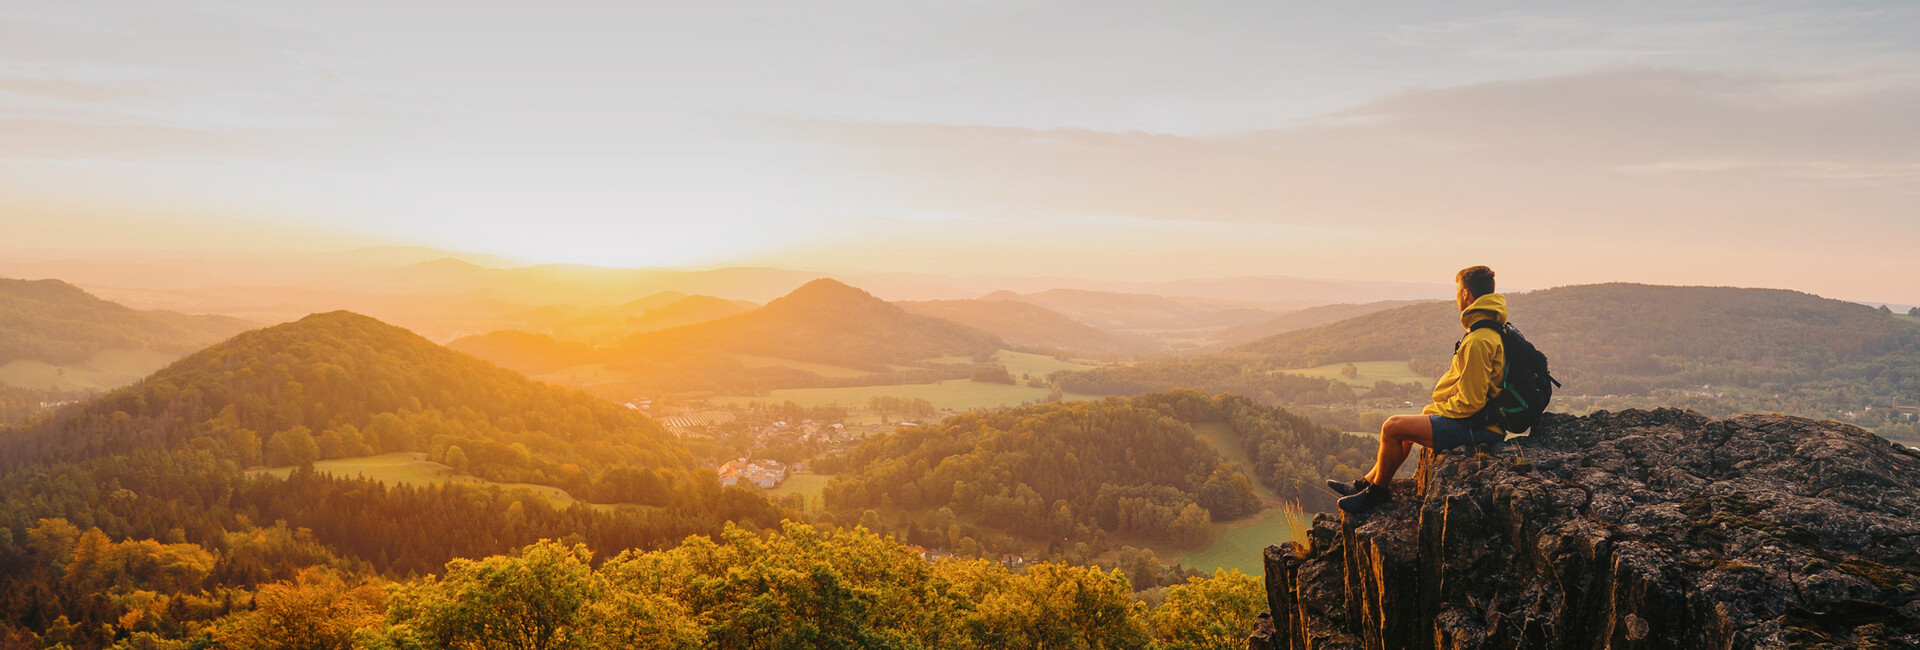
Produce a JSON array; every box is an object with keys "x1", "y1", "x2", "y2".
[{"x1": 2, "y1": 1, "x2": 1917, "y2": 301}]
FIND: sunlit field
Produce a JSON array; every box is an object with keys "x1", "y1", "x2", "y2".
[
  {"x1": 1279, "y1": 360, "x2": 1430, "y2": 387},
  {"x1": 1181, "y1": 423, "x2": 1308, "y2": 573},
  {"x1": 730, "y1": 353, "x2": 878, "y2": 378},
  {"x1": 253, "y1": 452, "x2": 622, "y2": 511},
  {"x1": 713, "y1": 380, "x2": 1105, "y2": 412},
  {"x1": 925, "y1": 350, "x2": 1100, "y2": 378}
]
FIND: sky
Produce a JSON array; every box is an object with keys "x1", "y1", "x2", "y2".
[{"x1": 1, "y1": 1, "x2": 1917, "y2": 301}]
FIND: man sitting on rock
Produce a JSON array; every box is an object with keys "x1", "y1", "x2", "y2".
[{"x1": 1327, "y1": 265, "x2": 1508, "y2": 514}]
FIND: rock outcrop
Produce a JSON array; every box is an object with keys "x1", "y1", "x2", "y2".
[{"x1": 1248, "y1": 409, "x2": 1920, "y2": 649}]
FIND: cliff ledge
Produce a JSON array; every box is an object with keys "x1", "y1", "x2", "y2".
[{"x1": 1249, "y1": 409, "x2": 1920, "y2": 649}]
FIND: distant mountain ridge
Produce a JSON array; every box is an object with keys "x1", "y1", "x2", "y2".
[
  {"x1": 0, "y1": 277, "x2": 253, "y2": 366},
  {"x1": 1211, "y1": 300, "x2": 1429, "y2": 348},
  {"x1": 620, "y1": 279, "x2": 1003, "y2": 369},
  {"x1": 452, "y1": 279, "x2": 1008, "y2": 394},
  {"x1": 897, "y1": 298, "x2": 1147, "y2": 356},
  {"x1": 1232, "y1": 283, "x2": 1920, "y2": 399},
  {"x1": 993, "y1": 289, "x2": 1294, "y2": 333}
]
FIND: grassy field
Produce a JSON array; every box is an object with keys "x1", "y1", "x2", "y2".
[
  {"x1": 923, "y1": 350, "x2": 1097, "y2": 378},
  {"x1": 730, "y1": 354, "x2": 876, "y2": 378},
  {"x1": 1280, "y1": 360, "x2": 1430, "y2": 387},
  {"x1": 1179, "y1": 508, "x2": 1302, "y2": 575},
  {"x1": 764, "y1": 472, "x2": 835, "y2": 510},
  {"x1": 713, "y1": 380, "x2": 1104, "y2": 412},
  {"x1": 1190, "y1": 423, "x2": 1263, "y2": 489},
  {"x1": 0, "y1": 349, "x2": 177, "y2": 391},
  {"x1": 1180, "y1": 423, "x2": 1308, "y2": 574},
  {"x1": 992, "y1": 350, "x2": 1097, "y2": 379},
  {"x1": 252, "y1": 452, "x2": 617, "y2": 511}
]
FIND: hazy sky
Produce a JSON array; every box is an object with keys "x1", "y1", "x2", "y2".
[{"x1": 2, "y1": 1, "x2": 1916, "y2": 300}]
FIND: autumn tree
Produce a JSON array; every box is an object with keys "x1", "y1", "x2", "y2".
[
  {"x1": 384, "y1": 540, "x2": 595, "y2": 650},
  {"x1": 1148, "y1": 569, "x2": 1265, "y2": 650},
  {"x1": 214, "y1": 568, "x2": 384, "y2": 650}
]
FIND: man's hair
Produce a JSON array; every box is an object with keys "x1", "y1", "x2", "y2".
[{"x1": 1456, "y1": 266, "x2": 1496, "y2": 298}]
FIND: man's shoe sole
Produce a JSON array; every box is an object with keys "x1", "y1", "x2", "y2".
[
  {"x1": 1337, "y1": 491, "x2": 1393, "y2": 514},
  {"x1": 1322, "y1": 481, "x2": 1364, "y2": 498}
]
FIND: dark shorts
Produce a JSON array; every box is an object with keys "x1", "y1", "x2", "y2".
[{"x1": 1429, "y1": 415, "x2": 1505, "y2": 451}]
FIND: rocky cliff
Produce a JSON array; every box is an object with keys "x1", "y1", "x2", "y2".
[{"x1": 1248, "y1": 409, "x2": 1920, "y2": 649}]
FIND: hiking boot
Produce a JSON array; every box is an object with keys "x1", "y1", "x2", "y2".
[
  {"x1": 1337, "y1": 483, "x2": 1393, "y2": 514},
  {"x1": 1324, "y1": 477, "x2": 1371, "y2": 497}
]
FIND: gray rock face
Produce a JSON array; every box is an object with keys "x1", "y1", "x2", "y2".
[{"x1": 1248, "y1": 409, "x2": 1920, "y2": 650}]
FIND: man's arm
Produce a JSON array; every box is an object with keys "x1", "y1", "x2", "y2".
[{"x1": 1433, "y1": 334, "x2": 1499, "y2": 416}]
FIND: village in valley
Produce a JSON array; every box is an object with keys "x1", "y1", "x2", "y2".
[{"x1": 623, "y1": 395, "x2": 938, "y2": 492}]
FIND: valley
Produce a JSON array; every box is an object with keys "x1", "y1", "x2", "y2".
[{"x1": 3, "y1": 269, "x2": 1916, "y2": 648}]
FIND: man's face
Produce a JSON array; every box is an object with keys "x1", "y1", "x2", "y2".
[{"x1": 1456, "y1": 284, "x2": 1473, "y2": 311}]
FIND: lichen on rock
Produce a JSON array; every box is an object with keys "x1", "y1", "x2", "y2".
[{"x1": 1248, "y1": 408, "x2": 1920, "y2": 649}]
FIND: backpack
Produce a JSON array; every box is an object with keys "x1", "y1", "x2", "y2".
[{"x1": 1461, "y1": 320, "x2": 1560, "y2": 433}]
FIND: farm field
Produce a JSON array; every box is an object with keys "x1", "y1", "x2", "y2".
[
  {"x1": 712, "y1": 379, "x2": 1104, "y2": 412},
  {"x1": 1180, "y1": 422, "x2": 1307, "y2": 575},
  {"x1": 1279, "y1": 360, "x2": 1430, "y2": 387},
  {"x1": 252, "y1": 452, "x2": 620, "y2": 511},
  {"x1": 659, "y1": 411, "x2": 737, "y2": 430},
  {"x1": 765, "y1": 472, "x2": 835, "y2": 510},
  {"x1": 923, "y1": 349, "x2": 1097, "y2": 379},
  {"x1": 0, "y1": 348, "x2": 177, "y2": 391},
  {"x1": 730, "y1": 354, "x2": 875, "y2": 378}
]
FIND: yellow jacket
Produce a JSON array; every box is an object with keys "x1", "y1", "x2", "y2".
[{"x1": 1423, "y1": 293, "x2": 1507, "y2": 425}]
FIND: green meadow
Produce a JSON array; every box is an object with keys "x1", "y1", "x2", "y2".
[
  {"x1": 1180, "y1": 423, "x2": 1309, "y2": 575},
  {"x1": 253, "y1": 452, "x2": 621, "y2": 511},
  {"x1": 729, "y1": 354, "x2": 876, "y2": 378},
  {"x1": 708, "y1": 349, "x2": 1103, "y2": 411},
  {"x1": 712, "y1": 379, "x2": 1104, "y2": 412},
  {"x1": 764, "y1": 472, "x2": 836, "y2": 511}
]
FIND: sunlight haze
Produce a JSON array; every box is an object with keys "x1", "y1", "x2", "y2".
[{"x1": 2, "y1": 1, "x2": 1916, "y2": 300}]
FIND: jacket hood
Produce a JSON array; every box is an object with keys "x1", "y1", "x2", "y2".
[{"x1": 1459, "y1": 293, "x2": 1508, "y2": 330}]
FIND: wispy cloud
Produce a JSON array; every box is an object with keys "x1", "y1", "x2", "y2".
[{"x1": 770, "y1": 67, "x2": 1920, "y2": 224}]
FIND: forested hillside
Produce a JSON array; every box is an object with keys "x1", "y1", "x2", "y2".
[
  {"x1": 5, "y1": 311, "x2": 697, "y2": 491},
  {"x1": 817, "y1": 391, "x2": 1371, "y2": 562},
  {"x1": 0, "y1": 277, "x2": 252, "y2": 365},
  {"x1": 0, "y1": 311, "x2": 794, "y2": 645},
  {"x1": 447, "y1": 329, "x2": 597, "y2": 374},
  {"x1": 1210, "y1": 300, "x2": 1426, "y2": 347}
]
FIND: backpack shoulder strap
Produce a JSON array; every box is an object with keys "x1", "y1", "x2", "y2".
[{"x1": 1456, "y1": 319, "x2": 1503, "y2": 354}]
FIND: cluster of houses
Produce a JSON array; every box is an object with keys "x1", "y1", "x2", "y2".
[
  {"x1": 750, "y1": 419, "x2": 858, "y2": 448},
  {"x1": 716, "y1": 458, "x2": 790, "y2": 489},
  {"x1": 1880, "y1": 402, "x2": 1920, "y2": 423}
]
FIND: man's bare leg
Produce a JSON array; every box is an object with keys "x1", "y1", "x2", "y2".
[{"x1": 1362, "y1": 415, "x2": 1435, "y2": 486}]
